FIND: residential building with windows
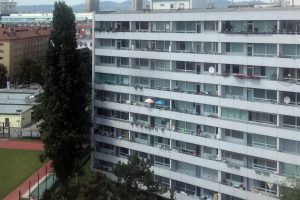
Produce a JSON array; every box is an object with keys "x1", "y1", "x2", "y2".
[
  {"x1": 0, "y1": 27, "x2": 50, "y2": 77},
  {"x1": 0, "y1": 13, "x2": 93, "y2": 50},
  {"x1": 92, "y1": 5, "x2": 300, "y2": 200}
]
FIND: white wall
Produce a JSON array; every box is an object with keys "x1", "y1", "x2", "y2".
[{"x1": 152, "y1": 1, "x2": 190, "y2": 10}]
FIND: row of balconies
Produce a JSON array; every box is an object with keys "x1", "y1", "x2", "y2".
[
  {"x1": 94, "y1": 127, "x2": 300, "y2": 180},
  {"x1": 95, "y1": 99, "x2": 300, "y2": 135},
  {"x1": 95, "y1": 20, "x2": 300, "y2": 36},
  {"x1": 95, "y1": 87, "x2": 300, "y2": 114},
  {"x1": 95, "y1": 39, "x2": 300, "y2": 59},
  {"x1": 94, "y1": 153, "x2": 279, "y2": 200},
  {"x1": 95, "y1": 112, "x2": 300, "y2": 167},
  {"x1": 93, "y1": 143, "x2": 280, "y2": 200}
]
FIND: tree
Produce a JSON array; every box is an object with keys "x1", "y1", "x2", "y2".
[
  {"x1": 280, "y1": 178, "x2": 300, "y2": 200},
  {"x1": 77, "y1": 173, "x2": 116, "y2": 200},
  {"x1": 13, "y1": 58, "x2": 43, "y2": 88},
  {"x1": 37, "y1": 1, "x2": 90, "y2": 198},
  {"x1": 112, "y1": 154, "x2": 165, "y2": 200},
  {"x1": 0, "y1": 64, "x2": 7, "y2": 88},
  {"x1": 78, "y1": 48, "x2": 92, "y2": 84},
  {"x1": 76, "y1": 155, "x2": 167, "y2": 200}
]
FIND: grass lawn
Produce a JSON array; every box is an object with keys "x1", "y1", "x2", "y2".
[{"x1": 0, "y1": 149, "x2": 44, "y2": 199}]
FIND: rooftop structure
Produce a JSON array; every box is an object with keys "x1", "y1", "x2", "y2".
[
  {"x1": 0, "y1": 89, "x2": 40, "y2": 129},
  {"x1": 151, "y1": 0, "x2": 210, "y2": 10},
  {"x1": 92, "y1": 6, "x2": 300, "y2": 200},
  {"x1": 85, "y1": 0, "x2": 99, "y2": 12}
]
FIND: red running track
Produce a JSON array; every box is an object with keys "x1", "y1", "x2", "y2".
[
  {"x1": 0, "y1": 140, "x2": 44, "y2": 151},
  {"x1": 0, "y1": 140, "x2": 51, "y2": 200}
]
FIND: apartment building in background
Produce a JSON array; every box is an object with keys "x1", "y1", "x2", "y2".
[
  {"x1": 92, "y1": 2, "x2": 300, "y2": 200},
  {"x1": 1, "y1": 13, "x2": 93, "y2": 49},
  {"x1": 0, "y1": 0, "x2": 16, "y2": 15},
  {"x1": 0, "y1": 27, "x2": 50, "y2": 77}
]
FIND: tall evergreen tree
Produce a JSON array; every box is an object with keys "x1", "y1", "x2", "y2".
[{"x1": 38, "y1": 1, "x2": 90, "y2": 197}]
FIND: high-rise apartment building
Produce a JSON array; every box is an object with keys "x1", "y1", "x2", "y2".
[{"x1": 92, "y1": 4, "x2": 300, "y2": 200}]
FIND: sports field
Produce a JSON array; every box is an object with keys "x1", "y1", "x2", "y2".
[{"x1": 0, "y1": 149, "x2": 43, "y2": 199}]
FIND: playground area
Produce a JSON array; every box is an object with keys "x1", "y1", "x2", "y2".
[
  {"x1": 0, "y1": 148, "x2": 43, "y2": 199},
  {"x1": 0, "y1": 139, "x2": 53, "y2": 200}
]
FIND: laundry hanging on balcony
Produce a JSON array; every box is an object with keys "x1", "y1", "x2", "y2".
[{"x1": 145, "y1": 98, "x2": 154, "y2": 104}]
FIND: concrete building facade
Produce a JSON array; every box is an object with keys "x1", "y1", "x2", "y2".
[
  {"x1": 0, "y1": 27, "x2": 50, "y2": 77},
  {"x1": 85, "y1": 0, "x2": 99, "y2": 12},
  {"x1": 92, "y1": 5, "x2": 300, "y2": 200}
]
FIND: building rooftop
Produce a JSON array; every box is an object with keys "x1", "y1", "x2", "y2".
[
  {"x1": 0, "y1": 27, "x2": 50, "y2": 41},
  {"x1": 0, "y1": 89, "x2": 40, "y2": 105},
  {"x1": 0, "y1": 104, "x2": 33, "y2": 115},
  {"x1": 96, "y1": 5, "x2": 300, "y2": 14}
]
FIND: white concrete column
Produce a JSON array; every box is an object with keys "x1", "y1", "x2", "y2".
[
  {"x1": 218, "y1": 171, "x2": 222, "y2": 183},
  {"x1": 277, "y1": 67, "x2": 280, "y2": 80},
  {"x1": 217, "y1": 64, "x2": 222, "y2": 75},
  {"x1": 218, "y1": 20, "x2": 222, "y2": 32},
  {"x1": 218, "y1": 192, "x2": 222, "y2": 200},
  {"x1": 217, "y1": 85, "x2": 222, "y2": 96},
  {"x1": 218, "y1": 42, "x2": 222, "y2": 54},
  {"x1": 277, "y1": 43, "x2": 280, "y2": 57},
  {"x1": 217, "y1": 128, "x2": 222, "y2": 140},
  {"x1": 217, "y1": 149, "x2": 222, "y2": 161}
]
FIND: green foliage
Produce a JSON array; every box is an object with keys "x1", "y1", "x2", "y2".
[
  {"x1": 76, "y1": 155, "x2": 167, "y2": 200},
  {"x1": 13, "y1": 58, "x2": 43, "y2": 88},
  {"x1": 77, "y1": 173, "x2": 115, "y2": 200},
  {"x1": 0, "y1": 64, "x2": 7, "y2": 88},
  {"x1": 280, "y1": 178, "x2": 300, "y2": 200},
  {"x1": 113, "y1": 154, "x2": 161, "y2": 196},
  {"x1": 37, "y1": 1, "x2": 90, "y2": 197},
  {"x1": 78, "y1": 48, "x2": 92, "y2": 84}
]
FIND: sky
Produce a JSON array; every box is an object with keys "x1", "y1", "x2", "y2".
[{"x1": 16, "y1": 0, "x2": 125, "y2": 6}]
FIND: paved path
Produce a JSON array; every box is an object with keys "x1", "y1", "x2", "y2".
[
  {"x1": 0, "y1": 140, "x2": 51, "y2": 200},
  {"x1": 0, "y1": 140, "x2": 44, "y2": 151}
]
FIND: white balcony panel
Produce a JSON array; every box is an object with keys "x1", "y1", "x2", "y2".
[
  {"x1": 95, "y1": 31, "x2": 300, "y2": 45},
  {"x1": 95, "y1": 10, "x2": 300, "y2": 22},
  {"x1": 95, "y1": 48, "x2": 300, "y2": 69}
]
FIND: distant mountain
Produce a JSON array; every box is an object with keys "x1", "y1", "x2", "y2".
[
  {"x1": 100, "y1": 0, "x2": 131, "y2": 11},
  {"x1": 16, "y1": 0, "x2": 131, "y2": 13},
  {"x1": 16, "y1": 0, "x2": 230, "y2": 13}
]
